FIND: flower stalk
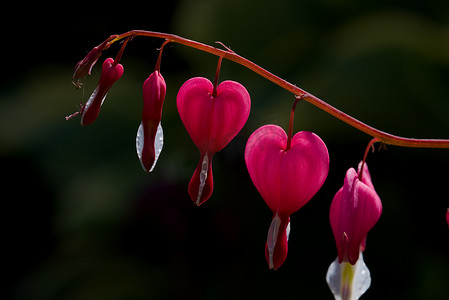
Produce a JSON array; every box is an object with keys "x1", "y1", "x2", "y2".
[{"x1": 81, "y1": 30, "x2": 449, "y2": 149}]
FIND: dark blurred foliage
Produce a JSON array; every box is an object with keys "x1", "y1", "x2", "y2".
[{"x1": 1, "y1": 0, "x2": 449, "y2": 299}]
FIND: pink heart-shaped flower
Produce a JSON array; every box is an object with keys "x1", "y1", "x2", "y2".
[
  {"x1": 245, "y1": 124, "x2": 329, "y2": 269},
  {"x1": 177, "y1": 77, "x2": 251, "y2": 205}
]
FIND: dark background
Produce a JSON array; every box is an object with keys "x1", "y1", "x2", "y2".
[{"x1": 1, "y1": 0, "x2": 448, "y2": 299}]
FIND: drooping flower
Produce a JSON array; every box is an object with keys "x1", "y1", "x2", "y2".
[
  {"x1": 245, "y1": 124, "x2": 329, "y2": 269},
  {"x1": 136, "y1": 70, "x2": 166, "y2": 172},
  {"x1": 177, "y1": 77, "x2": 251, "y2": 205},
  {"x1": 329, "y1": 162, "x2": 382, "y2": 265},
  {"x1": 79, "y1": 57, "x2": 124, "y2": 126},
  {"x1": 326, "y1": 161, "x2": 382, "y2": 300}
]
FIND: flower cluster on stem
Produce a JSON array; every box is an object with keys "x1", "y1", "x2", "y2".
[{"x1": 68, "y1": 30, "x2": 449, "y2": 298}]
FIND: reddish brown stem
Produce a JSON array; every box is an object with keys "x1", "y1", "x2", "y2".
[
  {"x1": 212, "y1": 56, "x2": 223, "y2": 97},
  {"x1": 286, "y1": 97, "x2": 301, "y2": 151},
  {"x1": 155, "y1": 40, "x2": 170, "y2": 72},
  {"x1": 358, "y1": 138, "x2": 380, "y2": 181},
  {"x1": 91, "y1": 30, "x2": 449, "y2": 149}
]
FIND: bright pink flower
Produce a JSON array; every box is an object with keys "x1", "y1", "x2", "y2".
[
  {"x1": 177, "y1": 77, "x2": 251, "y2": 205},
  {"x1": 330, "y1": 162, "x2": 382, "y2": 265},
  {"x1": 80, "y1": 58, "x2": 124, "y2": 126},
  {"x1": 136, "y1": 71, "x2": 167, "y2": 172},
  {"x1": 245, "y1": 124, "x2": 329, "y2": 269}
]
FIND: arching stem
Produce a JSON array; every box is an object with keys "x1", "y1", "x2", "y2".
[{"x1": 81, "y1": 30, "x2": 449, "y2": 149}]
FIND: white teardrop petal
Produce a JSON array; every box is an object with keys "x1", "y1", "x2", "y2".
[
  {"x1": 136, "y1": 122, "x2": 145, "y2": 170},
  {"x1": 352, "y1": 253, "x2": 371, "y2": 300},
  {"x1": 135, "y1": 122, "x2": 164, "y2": 172},
  {"x1": 326, "y1": 252, "x2": 371, "y2": 300},
  {"x1": 266, "y1": 213, "x2": 282, "y2": 269},
  {"x1": 196, "y1": 153, "x2": 209, "y2": 205},
  {"x1": 150, "y1": 122, "x2": 164, "y2": 172}
]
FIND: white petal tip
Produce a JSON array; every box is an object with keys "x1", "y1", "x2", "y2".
[
  {"x1": 326, "y1": 253, "x2": 371, "y2": 300},
  {"x1": 136, "y1": 122, "x2": 164, "y2": 172}
]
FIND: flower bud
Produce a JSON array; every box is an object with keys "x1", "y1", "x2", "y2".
[
  {"x1": 72, "y1": 35, "x2": 117, "y2": 88},
  {"x1": 136, "y1": 71, "x2": 167, "y2": 172},
  {"x1": 80, "y1": 58, "x2": 124, "y2": 126},
  {"x1": 329, "y1": 162, "x2": 382, "y2": 265}
]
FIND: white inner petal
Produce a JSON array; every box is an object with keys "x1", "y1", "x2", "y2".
[
  {"x1": 150, "y1": 122, "x2": 164, "y2": 172},
  {"x1": 267, "y1": 213, "x2": 282, "y2": 269},
  {"x1": 326, "y1": 252, "x2": 371, "y2": 300},
  {"x1": 136, "y1": 122, "x2": 144, "y2": 163},
  {"x1": 196, "y1": 153, "x2": 209, "y2": 205},
  {"x1": 136, "y1": 122, "x2": 164, "y2": 172}
]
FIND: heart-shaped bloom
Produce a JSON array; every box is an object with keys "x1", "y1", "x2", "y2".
[
  {"x1": 329, "y1": 162, "x2": 382, "y2": 265},
  {"x1": 136, "y1": 70, "x2": 166, "y2": 172},
  {"x1": 80, "y1": 58, "x2": 124, "y2": 126},
  {"x1": 177, "y1": 77, "x2": 251, "y2": 205},
  {"x1": 245, "y1": 124, "x2": 329, "y2": 269}
]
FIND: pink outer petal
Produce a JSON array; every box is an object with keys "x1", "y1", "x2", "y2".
[
  {"x1": 330, "y1": 167, "x2": 382, "y2": 264},
  {"x1": 280, "y1": 130, "x2": 330, "y2": 213},
  {"x1": 245, "y1": 124, "x2": 329, "y2": 215},
  {"x1": 357, "y1": 161, "x2": 375, "y2": 191},
  {"x1": 244, "y1": 125, "x2": 284, "y2": 212},
  {"x1": 177, "y1": 77, "x2": 251, "y2": 154}
]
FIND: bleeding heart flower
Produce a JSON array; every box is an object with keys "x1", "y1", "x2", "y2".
[
  {"x1": 177, "y1": 77, "x2": 251, "y2": 205},
  {"x1": 80, "y1": 57, "x2": 124, "y2": 126},
  {"x1": 329, "y1": 161, "x2": 382, "y2": 265},
  {"x1": 245, "y1": 124, "x2": 329, "y2": 269},
  {"x1": 136, "y1": 70, "x2": 166, "y2": 172},
  {"x1": 327, "y1": 161, "x2": 382, "y2": 300}
]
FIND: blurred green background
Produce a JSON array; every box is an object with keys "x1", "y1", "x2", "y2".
[{"x1": 2, "y1": 0, "x2": 449, "y2": 299}]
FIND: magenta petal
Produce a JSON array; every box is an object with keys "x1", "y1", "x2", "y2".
[
  {"x1": 244, "y1": 125, "x2": 285, "y2": 212},
  {"x1": 245, "y1": 124, "x2": 329, "y2": 215},
  {"x1": 330, "y1": 164, "x2": 382, "y2": 264}
]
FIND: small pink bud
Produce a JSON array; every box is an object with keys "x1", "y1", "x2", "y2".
[
  {"x1": 136, "y1": 71, "x2": 167, "y2": 172},
  {"x1": 177, "y1": 77, "x2": 251, "y2": 205},
  {"x1": 245, "y1": 124, "x2": 329, "y2": 269},
  {"x1": 330, "y1": 162, "x2": 382, "y2": 265},
  {"x1": 72, "y1": 36, "x2": 117, "y2": 87},
  {"x1": 80, "y1": 58, "x2": 124, "y2": 126}
]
